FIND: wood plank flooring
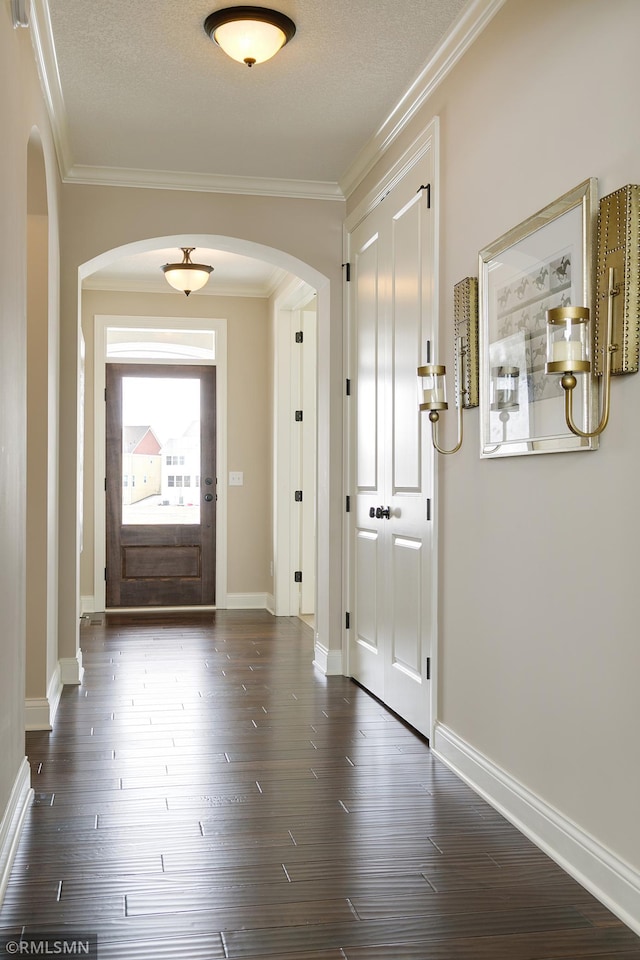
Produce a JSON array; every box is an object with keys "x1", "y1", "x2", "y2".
[{"x1": 1, "y1": 610, "x2": 638, "y2": 958}]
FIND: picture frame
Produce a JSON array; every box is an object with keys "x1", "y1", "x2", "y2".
[{"x1": 479, "y1": 178, "x2": 598, "y2": 458}]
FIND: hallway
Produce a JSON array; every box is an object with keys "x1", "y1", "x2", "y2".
[{"x1": 1, "y1": 611, "x2": 638, "y2": 958}]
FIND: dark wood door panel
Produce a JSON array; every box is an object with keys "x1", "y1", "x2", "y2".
[
  {"x1": 106, "y1": 363, "x2": 216, "y2": 607},
  {"x1": 122, "y1": 545, "x2": 201, "y2": 579}
]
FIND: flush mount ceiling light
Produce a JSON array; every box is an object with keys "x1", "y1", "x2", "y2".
[
  {"x1": 203, "y1": 6, "x2": 296, "y2": 67},
  {"x1": 161, "y1": 248, "x2": 213, "y2": 296}
]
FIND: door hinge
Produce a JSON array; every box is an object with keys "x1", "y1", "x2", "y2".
[
  {"x1": 295, "y1": 409, "x2": 303, "y2": 422},
  {"x1": 295, "y1": 331, "x2": 303, "y2": 343},
  {"x1": 426, "y1": 656, "x2": 431, "y2": 680},
  {"x1": 426, "y1": 497, "x2": 431, "y2": 521},
  {"x1": 346, "y1": 378, "x2": 351, "y2": 396},
  {"x1": 295, "y1": 490, "x2": 303, "y2": 502},
  {"x1": 104, "y1": 567, "x2": 107, "y2": 582},
  {"x1": 345, "y1": 495, "x2": 351, "y2": 512},
  {"x1": 294, "y1": 570, "x2": 302, "y2": 583},
  {"x1": 418, "y1": 183, "x2": 431, "y2": 208},
  {"x1": 345, "y1": 612, "x2": 350, "y2": 629},
  {"x1": 104, "y1": 477, "x2": 107, "y2": 492},
  {"x1": 342, "y1": 262, "x2": 351, "y2": 282},
  {"x1": 104, "y1": 387, "x2": 107, "y2": 401}
]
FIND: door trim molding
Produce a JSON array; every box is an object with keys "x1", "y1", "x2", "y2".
[
  {"x1": 272, "y1": 279, "x2": 317, "y2": 618},
  {"x1": 92, "y1": 315, "x2": 228, "y2": 611},
  {"x1": 433, "y1": 722, "x2": 640, "y2": 937}
]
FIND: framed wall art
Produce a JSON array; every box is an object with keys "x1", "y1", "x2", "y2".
[{"x1": 479, "y1": 179, "x2": 598, "y2": 458}]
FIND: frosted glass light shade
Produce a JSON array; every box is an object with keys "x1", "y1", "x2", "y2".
[
  {"x1": 214, "y1": 19, "x2": 286, "y2": 64},
  {"x1": 204, "y1": 7, "x2": 296, "y2": 67}
]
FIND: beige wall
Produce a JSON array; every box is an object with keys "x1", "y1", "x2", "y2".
[
  {"x1": 80, "y1": 289, "x2": 272, "y2": 600},
  {"x1": 349, "y1": 0, "x2": 640, "y2": 874},
  {"x1": 26, "y1": 212, "x2": 49, "y2": 697},
  {"x1": 0, "y1": 7, "x2": 61, "y2": 827},
  {"x1": 60, "y1": 188, "x2": 344, "y2": 659}
]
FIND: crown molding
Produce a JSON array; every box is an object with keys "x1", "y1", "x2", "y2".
[
  {"x1": 62, "y1": 163, "x2": 345, "y2": 201},
  {"x1": 82, "y1": 276, "x2": 285, "y2": 298},
  {"x1": 29, "y1": 0, "x2": 74, "y2": 177},
  {"x1": 339, "y1": 0, "x2": 507, "y2": 199}
]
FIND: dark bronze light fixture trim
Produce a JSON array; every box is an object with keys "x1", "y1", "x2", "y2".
[{"x1": 204, "y1": 6, "x2": 296, "y2": 67}]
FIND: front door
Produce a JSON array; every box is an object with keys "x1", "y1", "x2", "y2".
[
  {"x1": 106, "y1": 363, "x2": 216, "y2": 607},
  {"x1": 348, "y1": 153, "x2": 435, "y2": 737}
]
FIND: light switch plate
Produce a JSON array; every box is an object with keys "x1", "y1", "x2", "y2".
[{"x1": 229, "y1": 471, "x2": 244, "y2": 486}]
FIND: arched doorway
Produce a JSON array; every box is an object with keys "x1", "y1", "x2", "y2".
[{"x1": 77, "y1": 235, "x2": 327, "y2": 634}]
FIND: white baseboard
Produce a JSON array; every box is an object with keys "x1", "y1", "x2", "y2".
[
  {"x1": 59, "y1": 651, "x2": 84, "y2": 685},
  {"x1": 80, "y1": 595, "x2": 95, "y2": 615},
  {"x1": 0, "y1": 759, "x2": 33, "y2": 908},
  {"x1": 433, "y1": 722, "x2": 640, "y2": 936},
  {"x1": 24, "y1": 698, "x2": 53, "y2": 732},
  {"x1": 226, "y1": 592, "x2": 269, "y2": 609},
  {"x1": 313, "y1": 641, "x2": 344, "y2": 676},
  {"x1": 265, "y1": 593, "x2": 275, "y2": 615},
  {"x1": 25, "y1": 663, "x2": 64, "y2": 731}
]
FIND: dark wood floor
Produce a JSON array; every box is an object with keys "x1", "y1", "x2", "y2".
[{"x1": 1, "y1": 610, "x2": 638, "y2": 959}]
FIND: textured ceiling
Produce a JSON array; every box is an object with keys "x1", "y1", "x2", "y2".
[
  {"x1": 38, "y1": 0, "x2": 475, "y2": 289},
  {"x1": 45, "y1": 0, "x2": 470, "y2": 185}
]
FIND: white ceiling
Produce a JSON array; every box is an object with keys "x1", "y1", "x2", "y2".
[{"x1": 30, "y1": 0, "x2": 491, "y2": 292}]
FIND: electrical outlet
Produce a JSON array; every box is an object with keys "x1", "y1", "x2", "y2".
[{"x1": 229, "y1": 471, "x2": 244, "y2": 486}]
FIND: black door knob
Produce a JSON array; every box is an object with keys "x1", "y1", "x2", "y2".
[
  {"x1": 376, "y1": 505, "x2": 391, "y2": 519},
  {"x1": 204, "y1": 493, "x2": 213, "y2": 502},
  {"x1": 369, "y1": 507, "x2": 376, "y2": 518}
]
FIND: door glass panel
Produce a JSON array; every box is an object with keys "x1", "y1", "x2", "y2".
[{"x1": 121, "y1": 376, "x2": 201, "y2": 525}]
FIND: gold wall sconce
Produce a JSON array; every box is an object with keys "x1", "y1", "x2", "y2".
[
  {"x1": 545, "y1": 184, "x2": 640, "y2": 438},
  {"x1": 418, "y1": 277, "x2": 479, "y2": 455}
]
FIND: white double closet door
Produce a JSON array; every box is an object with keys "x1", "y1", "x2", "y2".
[{"x1": 347, "y1": 147, "x2": 436, "y2": 738}]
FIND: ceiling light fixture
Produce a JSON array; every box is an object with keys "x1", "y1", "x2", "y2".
[
  {"x1": 203, "y1": 6, "x2": 296, "y2": 67},
  {"x1": 161, "y1": 248, "x2": 213, "y2": 296}
]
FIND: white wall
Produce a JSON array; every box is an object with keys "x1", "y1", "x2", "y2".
[{"x1": 349, "y1": 0, "x2": 640, "y2": 888}]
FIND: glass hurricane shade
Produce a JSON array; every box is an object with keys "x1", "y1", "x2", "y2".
[
  {"x1": 545, "y1": 306, "x2": 591, "y2": 372},
  {"x1": 204, "y1": 7, "x2": 296, "y2": 66},
  {"x1": 418, "y1": 364, "x2": 447, "y2": 410}
]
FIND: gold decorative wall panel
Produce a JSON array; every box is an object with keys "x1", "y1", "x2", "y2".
[
  {"x1": 454, "y1": 276, "x2": 479, "y2": 408},
  {"x1": 595, "y1": 184, "x2": 640, "y2": 375}
]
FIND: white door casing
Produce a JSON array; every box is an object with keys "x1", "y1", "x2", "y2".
[
  {"x1": 346, "y1": 126, "x2": 437, "y2": 738},
  {"x1": 273, "y1": 281, "x2": 317, "y2": 618},
  {"x1": 91, "y1": 315, "x2": 228, "y2": 613}
]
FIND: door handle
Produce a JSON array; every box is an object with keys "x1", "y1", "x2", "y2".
[
  {"x1": 369, "y1": 507, "x2": 376, "y2": 518},
  {"x1": 204, "y1": 493, "x2": 213, "y2": 502},
  {"x1": 375, "y1": 505, "x2": 391, "y2": 519}
]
